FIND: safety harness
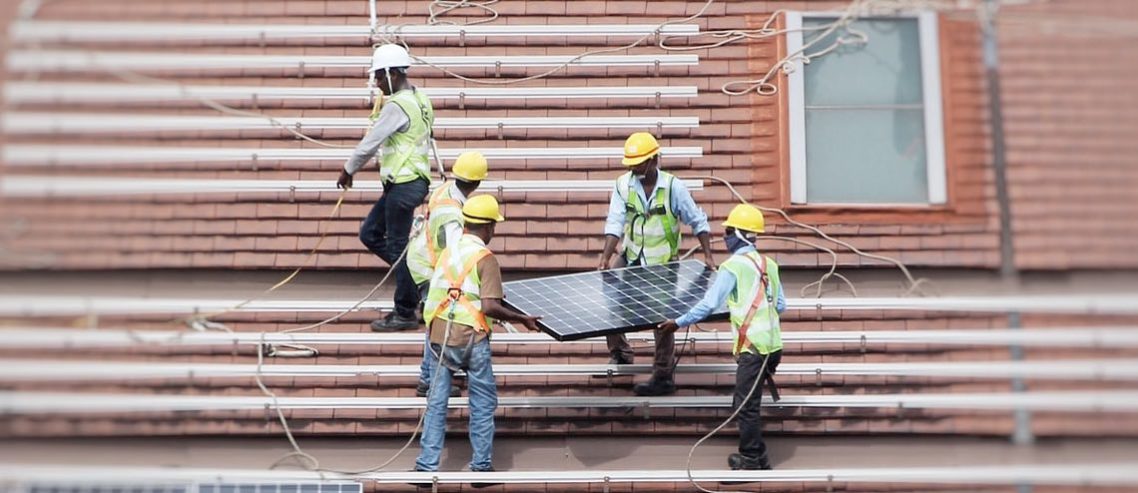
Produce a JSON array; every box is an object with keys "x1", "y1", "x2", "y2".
[{"x1": 736, "y1": 254, "x2": 781, "y2": 402}]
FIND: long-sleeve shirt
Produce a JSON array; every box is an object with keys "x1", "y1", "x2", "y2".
[
  {"x1": 441, "y1": 183, "x2": 468, "y2": 252},
  {"x1": 603, "y1": 173, "x2": 710, "y2": 238},
  {"x1": 342, "y1": 99, "x2": 411, "y2": 175},
  {"x1": 675, "y1": 245, "x2": 786, "y2": 327}
]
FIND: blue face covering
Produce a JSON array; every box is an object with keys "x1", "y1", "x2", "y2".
[{"x1": 724, "y1": 233, "x2": 751, "y2": 253}]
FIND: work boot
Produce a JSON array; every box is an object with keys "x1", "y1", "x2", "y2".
[
  {"x1": 633, "y1": 377, "x2": 676, "y2": 396},
  {"x1": 370, "y1": 312, "x2": 419, "y2": 332},
  {"x1": 469, "y1": 466, "x2": 501, "y2": 489},
  {"x1": 728, "y1": 453, "x2": 772, "y2": 470},
  {"x1": 415, "y1": 380, "x2": 461, "y2": 398}
]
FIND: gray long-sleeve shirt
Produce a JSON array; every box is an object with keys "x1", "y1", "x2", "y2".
[{"x1": 342, "y1": 100, "x2": 411, "y2": 175}]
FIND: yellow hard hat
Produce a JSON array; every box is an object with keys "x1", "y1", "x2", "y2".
[
  {"x1": 452, "y1": 151, "x2": 488, "y2": 182},
  {"x1": 722, "y1": 204, "x2": 765, "y2": 233},
  {"x1": 621, "y1": 132, "x2": 660, "y2": 167},
  {"x1": 462, "y1": 195, "x2": 505, "y2": 224}
]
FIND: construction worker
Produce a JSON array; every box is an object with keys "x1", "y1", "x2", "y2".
[
  {"x1": 658, "y1": 204, "x2": 787, "y2": 471},
  {"x1": 336, "y1": 43, "x2": 435, "y2": 332},
  {"x1": 597, "y1": 131, "x2": 714, "y2": 397},
  {"x1": 405, "y1": 151, "x2": 489, "y2": 398},
  {"x1": 414, "y1": 195, "x2": 542, "y2": 479}
]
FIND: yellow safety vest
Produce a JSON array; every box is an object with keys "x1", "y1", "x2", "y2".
[
  {"x1": 407, "y1": 185, "x2": 464, "y2": 285},
  {"x1": 719, "y1": 251, "x2": 783, "y2": 356},
  {"x1": 618, "y1": 171, "x2": 680, "y2": 265},
  {"x1": 423, "y1": 234, "x2": 495, "y2": 334}
]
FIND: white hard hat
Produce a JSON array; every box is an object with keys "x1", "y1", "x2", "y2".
[{"x1": 371, "y1": 44, "x2": 412, "y2": 73}]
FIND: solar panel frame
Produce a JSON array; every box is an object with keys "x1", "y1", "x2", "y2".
[{"x1": 502, "y1": 260, "x2": 728, "y2": 341}]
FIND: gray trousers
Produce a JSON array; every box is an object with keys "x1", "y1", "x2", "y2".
[{"x1": 604, "y1": 254, "x2": 677, "y2": 381}]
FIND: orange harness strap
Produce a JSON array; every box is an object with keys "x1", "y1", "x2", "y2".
[
  {"x1": 734, "y1": 255, "x2": 771, "y2": 355},
  {"x1": 435, "y1": 249, "x2": 493, "y2": 333}
]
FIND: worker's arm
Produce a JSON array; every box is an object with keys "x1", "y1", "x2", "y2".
[
  {"x1": 477, "y1": 254, "x2": 541, "y2": 332},
  {"x1": 482, "y1": 298, "x2": 541, "y2": 332},
  {"x1": 773, "y1": 264, "x2": 787, "y2": 314},
  {"x1": 336, "y1": 102, "x2": 411, "y2": 188},
  {"x1": 670, "y1": 179, "x2": 714, "y2": 267},
  {"x1": 598, "y1": 184, "x2": 627, "y2": 270},
  {"x1": 659, "y1": 269, "x2": 736, "y2": 333},
  {"x1": 442, "y1": 220, "x2": 463, "y2": 251}
]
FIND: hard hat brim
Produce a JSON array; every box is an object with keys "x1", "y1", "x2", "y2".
[
  {"x1": 453, "y1": 172, "x2": 488, "y2": 182},
  {"x1": 464, "y1": 212, "x2": 505, "y2": 224},
  {"x1": 722, "y1": 219, "x2": 764, "y2": 234},
  {"x1": 621, "y1": 149, "x2": 659, "y2": 167}
]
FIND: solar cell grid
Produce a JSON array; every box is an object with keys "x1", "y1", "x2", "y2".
[{"x1": 503, "y1": 260, "x2": 727, "y2": 341}]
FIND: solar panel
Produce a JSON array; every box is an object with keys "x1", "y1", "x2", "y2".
[{"x1": 503, "y1": 260, "x2": 727, "y2": 341}]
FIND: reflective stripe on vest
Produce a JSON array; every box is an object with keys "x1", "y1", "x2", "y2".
[
  {"x1": 619, "y1": 171, "x2": 680, "y2": 265},
  {"x1": 381, "y1": 89, "x2": 434, "y2": 184},
  {"x1": 423, "y1": 234, "x2": 494, "y2": 333},
  {"x1": 407, "y1": 185, "x2": 464, "y2": 285},
  {"x1": 720, "y1": 251, "x2": 783, "y2": 356}
]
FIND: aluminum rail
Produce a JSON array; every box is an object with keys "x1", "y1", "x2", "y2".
[
  {"x1": 3, "y1": 113, "x2": 699, "y2": 134},
  {"x1": 9, "y1": 21, "x2": 699, "y2": 43},
  {"x1": 1, "y1": 293, "x2": 1132, "y2": 316},
  {"x1": 4, "y1": 82, "x2": 697, "y2": 104},
  {"x1": 2, "y1": 145, "x2": 704, "y2": 166},
  {"x1": 4, "y1": 359, "x2": 1136, "y2": 381},
  {"x1": 4, "y1": 463, "x2": 1135, "y2": 486},
  {"x1": 7, "y1": 51, "x2": 699, "y2": 72},
  {"x1": 5, "y1": 391, "x2": 1138, "y2": 414},
  {"x1": 0, "y1": 177, "x2": 704, "y2": 197}
]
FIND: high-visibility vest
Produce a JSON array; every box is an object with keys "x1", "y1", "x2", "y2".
[
  {"x1": 423, "y1": 234, "x2": 495, "y2": 334},
  {"x1": 380, "y1": 88, "x2": 434, "y2": 184},
  {"x1": 618, "y1": 171, "x2": 680, "y2": 265},
  {"x1": 719, "y1": 251, "x2": 783, "y2": 356},
  {"x1": 407, "y1": 185, "x2": 464, "y2": 285}
]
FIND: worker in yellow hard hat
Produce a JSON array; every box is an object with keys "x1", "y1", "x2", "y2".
[
  {"x1": 401, "y1": 151, "x2": 490, "y2": 399},
  {"x1": 337, "y1": 43, "x2": 435, "y2": 332},
  {"x1": 415, "y1": 195, "x2": 542, "y2": 479},
  {"x1": 598, "y1": 131, "x2": 715, "y2": 397},
  {"x1": 658, "y1": 203, "x2": 786, "y2": 472}
]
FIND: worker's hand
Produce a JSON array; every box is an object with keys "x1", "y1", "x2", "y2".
[
  {"x1": 597, "y1": 255, "x2": 611, "y2": 271},
  {"x1": 657, "y1": 319, "x2": 680, "y2": 334},
  {"x1": 703, "y1": 252, "x2": 717, "y2": 271},
  {"x1": 519, "y1": 315, "x2": 543, "y2": 332},
  {"x1": 336, "y1": 170, "x2": 354, "y2": 190}
]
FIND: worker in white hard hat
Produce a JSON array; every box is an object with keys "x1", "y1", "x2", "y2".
[
  {"x1": 406, "y1": 151, "x2": 490, "y2": 399},
  {"x1": 597, "y1": 131, "x2": 715, "y2": 397},
  {"x1": 658, "y1": 204, "x2": 786, "y2": 472},
  {"x1": 336, "y1": 43, "x2": 436, "y2": 332}
]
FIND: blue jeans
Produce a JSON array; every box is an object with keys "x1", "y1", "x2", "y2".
[
  {"x1": 359, "y1": 178, "x2": 429, "y2": 317},
  {"x1": 417, "y1": 283, "x2": 432, "y2": 388},
  {"x1": 415, "y1": 337, "x2": 497, "y2": 472}
]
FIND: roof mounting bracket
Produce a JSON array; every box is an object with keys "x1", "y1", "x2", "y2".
[
  {"x1": 859, "y1": 334, "x2": 868, "y2": 354},
  {"x1": 289, "y1": 185, "x2": 297, "y2": 203},
  {"x1": 815, "y1": 367, "x2": 823, "y2": 386},
  {"x1": 655, "y1": 121, "x2": 663, "y2": 139},
  {"x1": 497, "y1": 122, "x2": 504, "y2": 140},
  {"x1": 251, "y1": 153, "x2": 259, "y2": 171},
  {"x1": 297, "y1": 61, "x2": 306, "y2": 79},
  {"x1": 653, "y1": 59, "x2": 661, "y2": 77},
  {"x1": 251, "y1": 93, "x2": 259, "y2": 110},
  {"x1": 258, "y1": 31, "x2": 266, "y2": 48},
  {"x1": 655, "y1": 91, "x2": 662, "y2": 109},
  {"x1": 606, "y1": 368, "x2": 614, "y2": 387},
  {"x1": 494, "y1": 60, "x2": 501, "y2": 78},
  {"x1": 459, "y1": 29, "x2": 466, "y2": 47},
  {"x1": 458, "y1": 92, "x2": 466, "y2": 110},
  {"x1": 603, "y1": 476, "x2": 612, "y2": 493}
]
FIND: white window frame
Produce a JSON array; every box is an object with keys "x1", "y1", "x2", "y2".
[{"x1": 786, "y1": 11, "x2": 947, "y2": 206}]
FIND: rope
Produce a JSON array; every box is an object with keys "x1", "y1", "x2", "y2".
[{"x1": 680, "y1": 174, "x2": 930, "y2": 296}]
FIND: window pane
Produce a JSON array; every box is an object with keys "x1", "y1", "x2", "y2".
[
  {"x1": 803, "y1": 18, "x2": 924, "y2": 107},
  {"x1": 804, "y1": 108, "x2": 929, "y2": 204}
]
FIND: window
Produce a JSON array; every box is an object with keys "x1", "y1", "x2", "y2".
[{"x1": 787, "y1": 12, "x2": 947, "y2": 205}]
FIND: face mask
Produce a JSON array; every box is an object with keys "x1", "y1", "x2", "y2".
[{"x1": 723, "y1": 232, "x2": 751, "y2": 252}]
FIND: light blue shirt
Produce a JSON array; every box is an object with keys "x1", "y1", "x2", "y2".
[
  {"x1": 675, "y1": 245, "x2": 786, "y2": 327},
  {"x1": 603, "y1": 172, "x2": 710, "y2": 239}
]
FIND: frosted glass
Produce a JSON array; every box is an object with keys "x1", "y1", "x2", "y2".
[
  {"x1": 804, "y1": 108, "x2": 929, "y2": 204},
  {"x1": 803, "y1": 18, "x2": 924, "y2": 107}
]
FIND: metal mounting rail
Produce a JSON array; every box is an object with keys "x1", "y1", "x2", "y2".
[
  {"x1": 0, "y1": 178, "x2": 703, "y2": 197},
  {"x1": 3, "y1": 359, "x2": 1136, "y2": 381},
  {"x1": 3, "y1": 113, "x2": 700, "y2": 134},
  {"x1": 3, "y1": 463, "x2": 1136, "y2": 486},
  {"x1": 7, "y1": 51, "x2": 699, "y2": 72},
  {"x1": 2, "y1": 328, "x2": 1136, "y2": 349},
  {"x1": 4, "y1": 82, "x2": 697, "y2": 104},
  {"x1": 4, "y1": 391, "x2": 1138, "y2": 413},
  {"x1": 2, "y1": 145, "x2": 703, "y2": 166}
]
